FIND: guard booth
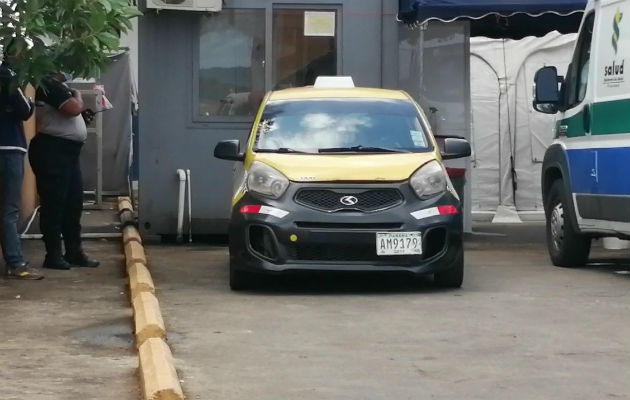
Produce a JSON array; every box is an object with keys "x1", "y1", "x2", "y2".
[{"x1": 137, "y1": 0, "x2": 586, "y2": 237}]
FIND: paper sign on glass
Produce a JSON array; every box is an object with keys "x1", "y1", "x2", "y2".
[{"x1": 304, "y1": 11, "x2": 335, "y2": 37}]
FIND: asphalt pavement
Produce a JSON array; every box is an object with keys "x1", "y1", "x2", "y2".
[{"x1": 147, "y1": 223, "x2": 630, "y2": 400}]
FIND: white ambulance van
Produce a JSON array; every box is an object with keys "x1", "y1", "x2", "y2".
[{"x1": 533, "y1": 0, "x2": 629, "y2": 267}]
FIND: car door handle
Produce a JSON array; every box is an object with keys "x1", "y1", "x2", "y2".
[{"x1": 583, "y1": 104, "x2": 591, "y2": 134}]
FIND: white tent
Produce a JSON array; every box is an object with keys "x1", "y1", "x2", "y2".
[{"x1": 469, "y1": 32, "x2": 577, "y2": 221}]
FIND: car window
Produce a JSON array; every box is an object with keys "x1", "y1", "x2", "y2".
[
  {"x1": 254, "y1": 99, "x2": 432, "y2": 153},
  {"x1": 565, "y1": 13, "x2": 595, "y2": 109}
]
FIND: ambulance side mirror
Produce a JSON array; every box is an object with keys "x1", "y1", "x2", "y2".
[{"x1": 533, "y1": 66, "x2": 562, "y2": 114}]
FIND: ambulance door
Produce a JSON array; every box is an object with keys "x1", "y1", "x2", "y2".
[
  {"x1": 558, "y1": 12, "x2": 597, "y2": 227},
  {"x1": 584, "y1": 0, "x2": 630, "y2": 232}
]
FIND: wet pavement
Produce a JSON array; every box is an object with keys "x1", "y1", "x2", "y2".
[{"x1": 0, "y1": 240, "x2": 138, "y2": 400}]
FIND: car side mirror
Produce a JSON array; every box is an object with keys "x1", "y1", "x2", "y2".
[
  {"x1": 533, "y1": 66, "x2": 562, "y2": 114},
  {"x1": 214, "y1": 140, "x2": 245, "y2": 161},
  {"x1": 441, "y1": 138, "x2": 471, "y2": 160}
]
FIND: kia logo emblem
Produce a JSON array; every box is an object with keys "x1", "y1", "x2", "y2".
[{"x1": 340, "y1": 195, "x2": 359, "y2": 206}]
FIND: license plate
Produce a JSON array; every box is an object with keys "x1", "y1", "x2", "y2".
[{"x1": 376, "y1": 232, "x2": 422, "y2": 256}]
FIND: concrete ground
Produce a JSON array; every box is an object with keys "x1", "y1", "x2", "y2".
[
  {"x1": 148, "y1": 223, "x2": 629, "y2": 400},
  {"x1": 0, "y1": 240, "x2": 138, "y2": 400}
]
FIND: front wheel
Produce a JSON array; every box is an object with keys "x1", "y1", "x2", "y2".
[
  {"x1": 229, "y1": 257, "x2": 255, "y2": 291},
  {"x1": 545, "y1": 180, "x2": 591, "y2": 267},
  {"x1": 434, "y1": 250, "x2": 463, "y2": 288}
]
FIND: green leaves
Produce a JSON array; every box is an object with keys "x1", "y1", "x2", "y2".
[{"x1": 0, "y1": 0, "x2": 142, "y2": 87}]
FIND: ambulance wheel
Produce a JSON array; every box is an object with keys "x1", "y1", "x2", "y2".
[{"x1": 546, "y1": 180, "x2": 591, "y2": 267}]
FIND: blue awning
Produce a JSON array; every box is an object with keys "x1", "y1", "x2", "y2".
[{"x1": 399, "y1": 0, "x2": 587, "y2": 38}]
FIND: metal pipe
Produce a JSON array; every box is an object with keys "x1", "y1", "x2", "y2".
[
  {"x1": 21, "y1": 206, "x2": 41, "y2": 236},
  {"x1": 176, "y1": 169, "x2": 187, "y2": 243},
  {"x1": 186, "y1": 169, "x2": 192, "y2": 243}
]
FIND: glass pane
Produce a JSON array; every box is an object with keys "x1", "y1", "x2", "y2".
[
  {"x1": 198, "y1": 10, "x2": 265, "y2": 117},
  {"x1": 576, "y1": 14, "x2": 594, "y2": 103},
  {"x1": 254, "y1": 99, "x2": 431, "y2": 153},
  {"x1": 272, "y1": 9, "x2": 337, "y2": 89},
  {"x1": 398, "y1": 22, "x2": 468, "y2": 137}
]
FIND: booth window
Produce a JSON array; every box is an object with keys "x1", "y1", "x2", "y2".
[
  {"x1": 272, "y1": 9, "x2": 338, "y2": 89},
  {"x1": 198, "y1": 10, "x2": 265, "y2": 117}
]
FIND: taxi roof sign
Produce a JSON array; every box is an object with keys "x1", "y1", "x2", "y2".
[{"x1": 313, "y1": 76, "x2": 355, "y2": 89}]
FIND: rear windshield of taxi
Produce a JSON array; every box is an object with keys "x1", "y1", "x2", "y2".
[{"x1": 253, "y1": 99, "x2": 432, "y2": 154}]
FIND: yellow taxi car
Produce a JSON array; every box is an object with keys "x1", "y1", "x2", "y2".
[{"x1": 214, "y1": 77, "x2": 471, "y2": 290}]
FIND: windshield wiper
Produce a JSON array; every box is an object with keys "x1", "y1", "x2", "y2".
[
  {"x1": 255, "y1": 147, "x2": 312, "y2": 154},
  {"x1": 318, "y1": 145, "x2": 410, "y2": 153}
]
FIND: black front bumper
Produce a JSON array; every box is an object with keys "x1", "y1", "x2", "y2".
[{"x1": 229, "y1": 182, "x2": 463, "y2": 276}]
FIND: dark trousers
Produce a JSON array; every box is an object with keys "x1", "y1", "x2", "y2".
[
  {"x1": 0, "y1": 151, "x2": 25, "y2": 265},
  {"x1": 28, "y1": 134, "x2": 84, "y2": 259}
]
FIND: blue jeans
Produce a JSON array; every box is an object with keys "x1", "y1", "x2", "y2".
[{"x1": 0, "y1": 151, "x2": 25, "y2": 265}]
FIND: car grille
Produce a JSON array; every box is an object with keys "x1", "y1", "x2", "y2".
[{"x1": 295, "y1": 189, "x2": 403, "y2": 212}]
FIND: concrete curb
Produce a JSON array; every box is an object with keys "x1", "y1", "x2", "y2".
[
  {"x1": 118, "y1": 197, "x2": 185, "y2": 400},
  {"x1": 118, "y1": 196, "x2": 134, "y2": 214},
  {"x1": 139, "y1": 338, "x2": 186, "y2": 400},
  {"x1": 124, "y1": 241, "x2": 147, "y2": 270},
  {"x1": 123, "y1": 225, "x2": 143, "y2": 245},
  {"x1": 129, "y1": 262, "x2": 156, "y2": 299},
  {"x1": 133, "y1": 292, "x2": 166, "y2": 347}
]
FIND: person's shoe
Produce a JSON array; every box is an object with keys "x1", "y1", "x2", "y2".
[
  {"x1": 43, "y1": 257, "x2": 72, "y2": 270},
  {"x1": 7, "y1": 262, "x2": 44, "y2": 280},
  {"x1": 64, "y1": 252, "x2": 100, "y2": 268}
]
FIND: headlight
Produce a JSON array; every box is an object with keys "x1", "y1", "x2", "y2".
[
  {"x1": 409, "y1": 160, "x2": 447, "y2": 199},
  {"x1": 247, "y1": 161, "x2": 290, "y2": 199}
]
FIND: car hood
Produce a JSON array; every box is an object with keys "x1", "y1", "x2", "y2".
[{"x1": 252, "y1": 152, "x2": 439, "y2": 182}]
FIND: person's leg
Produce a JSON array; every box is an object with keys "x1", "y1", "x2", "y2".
[
  {"x1": 0, "y1": 150, "x2": 44, "y2": 280},
  {"x1": 0, "y1": 152, "x2": 25, "y2": 265},
  {"x1": 63, "y1": 150, "x2": 99, "y2": 268},
  {"x1": 29, "y1": 136, "x2": 72, "y2": 270}
]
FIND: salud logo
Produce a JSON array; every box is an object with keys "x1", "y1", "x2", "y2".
[{"x1": 612, "y1": 9, "x2": 623, "y2": 54}]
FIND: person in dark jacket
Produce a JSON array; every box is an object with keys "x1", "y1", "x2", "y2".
[
  {"x1": 29, "y1": 73, "x2": 99, "y2": 270},
  {"x1": 0, "y1": 61, "x2": 43, "y2": 279}
]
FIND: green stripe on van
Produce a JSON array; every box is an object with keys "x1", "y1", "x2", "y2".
[
  {"x1": 559, "y1": 98, "x2": 630, "y2": 137},
  {"x1": 591, "y1": 99, "x2": 630, "y2": 135},
  {"x1": 560, "y1": 110, "x2": 587, "y2": 138}
]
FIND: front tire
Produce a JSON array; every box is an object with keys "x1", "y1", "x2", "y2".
[
  {"x1": 545, "y1": 180, "x2": 591, "y2": 267},
  {"x1": 434, "y1": 250, "x2": 463, "y2": 288},
  {"x1": 229, "y1": 258, "x2": 254, "y2": 291}
]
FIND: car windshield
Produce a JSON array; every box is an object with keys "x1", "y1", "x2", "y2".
[{"x1": 253, "y1": 99, "x2": 431, "y2": 153}]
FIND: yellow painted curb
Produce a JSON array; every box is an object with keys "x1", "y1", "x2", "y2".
[
  {"x1": 139, "y1": 338, "x2": 185, "y2": 400},
  {"x1": 125, "y1": 241, "x2": 147, "y2": 270},
  {"x1": 133, "y1": 292, "x2": 166, "y2": 347},
  {"x1": 118, "y1": 196, "x2": 133, "y2": 214},
  {"x1": 119, "y1": 198, "x2": 185, "y2": 399},
  {"x1": 129, "y1": 262, "x2": 155, "y2": 299},
  {"x1": 120, "y1": 209, "x2": 135, "y2": 227},
  {"x1": 123, "y1": 225, "x2": 143, "y2": 244}
]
